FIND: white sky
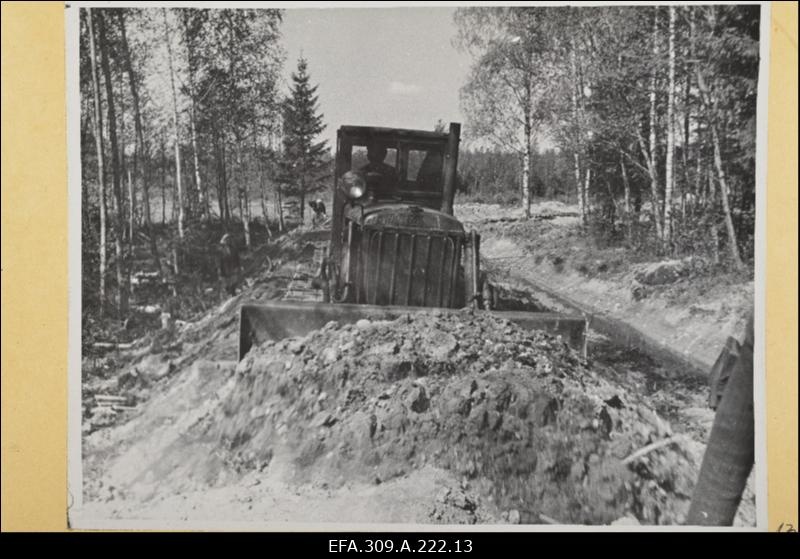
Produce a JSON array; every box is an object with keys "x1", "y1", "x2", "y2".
[{"x1": 280, "y1": 6, "x2": 472, "y2": 149}]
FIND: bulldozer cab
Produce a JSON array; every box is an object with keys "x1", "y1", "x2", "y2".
[
  {"x1": 330, "y1": 124, "x2": 461, "y2": 266},
  {"x1": 334, "y1": 124, "x2": 459, "y2": 205}
]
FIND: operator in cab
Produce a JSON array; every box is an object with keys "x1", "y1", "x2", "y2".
[
  {"x1": 360, "y1": 141, "x2": 397, "y2": 195},
  {"x1": 416, "y1": 149, "x2": 444, "y2": 191}
]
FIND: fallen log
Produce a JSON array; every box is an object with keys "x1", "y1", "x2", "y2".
[
  {"x1": 621, "y1": 434, "x2": 688, "y2": 465},
  {"x1": 92, "y1": 341, "x2": 135, "y2": 350},
  {"x1": 94, "y1": 394, "x2": 128, "y2": 403},
  {"x1": 130, "y1": 304, "x2": 162, "y2": 315},
  {"x1": 89, "y1": 406, "x2": 117, "y2": 415},
  {"x1": 538, "y1": 513, "x2": 561, "y2": 525}
]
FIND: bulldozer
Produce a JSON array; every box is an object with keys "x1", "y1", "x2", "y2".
[{"x1": 238, "y1": 123, "x2": 587, "y2": 359}]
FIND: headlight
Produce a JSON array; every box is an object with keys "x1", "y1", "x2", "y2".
[{"x1": 341, "y1": 171, "x2": 366, "y2": 200}]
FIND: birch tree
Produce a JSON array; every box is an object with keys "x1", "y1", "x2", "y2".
[
  {"x1": 162, "y1": 8, "x2": 185, "y2": 239},
  {"x1": 454, "y1": 7, "x2": 553, "y2": 219},
  {"x1": 97, "y1": 10, "x2": 128, "y2": 314},
  {"x1": 181, "y1": 9, "x2": 207, "y2": 220},
  {"x1": 87, "y1": 9, "x2": 108, "y2": 315},
  {"x1": 646, "y1": 8, "x2": 664, "y2": 241},
  {"x1": 664, "y1": 6, "x2": 676, "y2": 245},
  {"x1": 569, "y1": 37, "x2": 586, "y2": 224},
  {"x1": 116, "y1": 9, "x2": 164, "y2": 275}
]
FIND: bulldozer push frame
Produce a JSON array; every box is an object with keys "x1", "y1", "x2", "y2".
[{"x1": 238, "y1": 123, "x2": 587, "y2": 360}]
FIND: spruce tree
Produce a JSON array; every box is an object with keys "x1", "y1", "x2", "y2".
[{"x1": 280, "y1": 57, "x2": 329, "y2": 221}]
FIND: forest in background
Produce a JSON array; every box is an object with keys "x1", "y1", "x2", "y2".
[
  {"x1": 455, "y1": 5, "x2": 760, "y2": 269},
  {"x1": 80, "y1": 7, "x2": 334, "y2": 323}
]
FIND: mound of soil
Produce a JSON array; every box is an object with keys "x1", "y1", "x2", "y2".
[
  {"x1": 215, "y1": 310, "x2": 696, "y2": 525},
  {"x1": 81, "y1": 224, "x2": 324, "y2": 433}
]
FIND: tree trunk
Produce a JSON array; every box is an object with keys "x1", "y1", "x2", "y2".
[
  {"x1": 681, "y1": 11, "x2": 694, "y2": 220},
  {"x1": 680, "y1": 119, "x2": 693, "y2": 220},
  {"x1": 708, "y1": 165, "x2": 720, "y2": 265},
  {"x1": 582, "y1": 167, "x2": 591, "y2": 221},
  {"x1": 162, "y1": 9, "x2": 184, "y2": 240},
  {"x1": 696, "y1": 68, "x2": 745, "y2": 270},
  {"x1": 97, "y1": 10, "x2": 128, "y2": 316},
  {"x1": 88, "y1": 9, "x2": 108, "y2": 316},
  {"x1": 569, "y1": 40, "x2": 585, "y2": 225},
  {"x1": 710, "y1": 121, "x2": 744, "y2": 269},
  {"x1": 161, "y1": 133, "x2": 166, "y2": 225},
  {"x1": 300, "y1": 184, "x2": 306, "y2": 225},
  {"x1": 521, "y1": 81, "x2": 533, "y2": 219},
  {"x1": 171, "y1": 163, "x2": 179, "y2": 223},
  {"x1": 254, "y1": 134, "x2": 272, "y2": 239},
  {"x1": 695, "y1": 151, "x2": 703, "y2": 211},
  {"x1": 260, "y1": 181, "x2": 272, "y2": 238},
  {"x1": 182, "y1": 14, "x2": 205, "y2": 221},
  {"x1": 573, "y1": 151, "x2": 582, "y2": 218},
  {"x1": 244, "y1": 178, "x2": 252, "y2": 235},
  {"x1": 576, "y1": 43, "x2": 592, "y2": 222},
  {"x1": 117, "y1": 10, "x2": 162, "y2": 276},
  {"x1": 127, "y1": 164, "x2": 136, "y2": 238},
  {"x1": 80, "y1": 112, "x2": 96, "y2": 247},
  {"x1": 215, "y1": 131, "x2": 231, "y2": 225},
  {"x1": 222, "y1": 139, "x2": 231, "y2": 223},
  {"x1": 259, "y1": 178, "x2": 268, "y2": 225},
  {"x1": 117, "y1": 66, "x2": 130, "y2": 245},
  {"x1": 620, "y1": 152, "x2": 632, "y2": 237},
  {"x1": 522, "y1": 144, "x2": 531, "y2": 219},
  {"x1": 214, "y1": 132, "x2": 226, "y2": 223},
  {"x1": 268, "y1": 129, "x2": 284, "y2": 233},
  {"x1": 189, "y1": 98, "x2": 203, "y2": 219},
  {"x1": 649, "y1": 7, "x2": 663, "y2": 241},
  {"x1": 664, "y1": 6, "x2": 676, "y2": 246},
  {"x1": 126, "y1": 167, "x2": 134, "y2": 298},
  {"x1": 235, "y1": 141, "x2": 251, "y2": 248},
  {"x1": 276, "y1": 184, "x2": 285, "y2": 233},
  {"x1": 637, "y1": 126, "x2": 664, "y2": 242}
]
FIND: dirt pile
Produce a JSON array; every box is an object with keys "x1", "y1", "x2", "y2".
[
  {"x1": 81, "y1": 225, "x2": 323, "y2": 433},
  {"x1": 215, "y1": 310, "x2": 697, "y2": 525}
]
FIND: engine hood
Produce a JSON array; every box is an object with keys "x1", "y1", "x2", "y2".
[{"x1": 348, "y1": 202, "x2": 464, "y2": 233}]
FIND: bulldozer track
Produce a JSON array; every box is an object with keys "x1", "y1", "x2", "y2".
[{"x1": 281, "y1": 235, "x2": 329, "y2": 303}]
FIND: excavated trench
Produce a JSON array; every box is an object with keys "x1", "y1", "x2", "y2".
[{"x1": 487, "y1": 280, "x2": 712, "y2": 431}]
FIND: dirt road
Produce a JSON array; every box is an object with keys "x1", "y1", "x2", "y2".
[{"x1": 455, "y1": 201, "x2": 753, "y2": 372}]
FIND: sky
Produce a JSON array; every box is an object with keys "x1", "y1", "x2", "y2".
[{"x1": 280, "y1": 7, "x2": 473, "y2": 149}]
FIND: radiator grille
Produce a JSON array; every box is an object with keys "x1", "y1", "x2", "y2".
[{"x1": 354, "y1": 226, "x2": 464, "y2": 308}]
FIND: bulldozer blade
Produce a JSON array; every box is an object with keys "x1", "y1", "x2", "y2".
[{"x1": 238, "y1": 300, "x2": 587, "y2": 360}]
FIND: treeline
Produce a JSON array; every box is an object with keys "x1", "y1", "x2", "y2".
[
  {"x1": 454, "y1": 5, "x2": 760, "y2": 268},
  {"x1": 458, "y1": 148, "x2": 572, "y2": 205},
  {"x1": 80, "y1": 7, "x2": 330, "y2": 318}
]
